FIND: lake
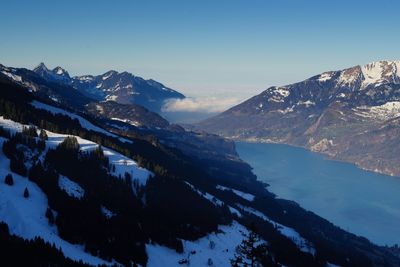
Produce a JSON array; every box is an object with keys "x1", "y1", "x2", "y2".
[{"x1": 236, "y1": 142, "x2": 400, "y2": 246}]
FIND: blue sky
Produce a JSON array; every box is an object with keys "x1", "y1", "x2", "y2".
[{"x1": 1, "y1": 0, "x2": 400, "y2": 103}]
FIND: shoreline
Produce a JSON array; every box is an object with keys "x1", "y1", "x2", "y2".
[{"x1": 232, "y1": 137, "x2": 400, "y2": 179}]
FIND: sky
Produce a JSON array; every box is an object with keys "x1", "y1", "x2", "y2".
[{"x1": 1, "y1": 0, "x2": 400, "y2": 111}]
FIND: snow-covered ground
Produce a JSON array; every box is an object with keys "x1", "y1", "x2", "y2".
[
  {"x1": 354, "y1": 101, "x2": 400, "y2": 121},
  {"x1": 361, "y1": 60, "x2": 400, "y2": 89},
  {"x1": 58, "y1": 175, "x2": 85, "y2": 199},
  {"x1": 216, "y1": 185, "x2": 255, "y2": 202},
  {"x1": 1, "y1": 70, "x2": 22, "y2": 82},
  {"x1": 101, "y1": 206, "x2": 115, "y2": 219},
  {"x1": 236, "y1": 204, "x2": 315, "y2": 255},
  {"x1": 268, "y1": 87, "x2": 290, "y2": 103},
  {"x1": 318, "y1": 72, "x2": 334, "y2": 82},
  {"x1": 184, "y1": 182, "x2": 241, "y2": 217},
  {"x1": 146, "y1": 221, "x2": 250, "y2": 267},
  {"x1": 30, "y1": 100, "x2": 132, "y2": 143},
  {"x1": 0, "y1": 115, "x2": 316, "y2": 265},
  {"x1": 0, "y1": 137, "x2": 112, "y2": 266},
  {"x1": 111, "y1": 117, "x2": 141, "y2": 127},
  {"x1": 0, "y1": 115, "x2": 153, "y2": 265},
  {"x1": 0, "y1": 116, "x2": 152, "y2": 187}
]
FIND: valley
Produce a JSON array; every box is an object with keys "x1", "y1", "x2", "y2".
[{"x1": 0, "y1": 61, "x2": 398, "y2": 266}]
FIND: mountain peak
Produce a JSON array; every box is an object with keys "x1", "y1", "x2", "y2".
[
  {"x1": 52, "y1": 66, "x2": 70, "y2": 77},
  {"x1": 313, "y1": 60, "x2": 400, "y2": 89},
  {"x1": 359, "y1": 60, "x2": 400, "y2": 88},
  {"x1": 33, "y1": 62, "x2": 71, "y2": 82},
  {"x1": 34, "y1": 62, "x2": 49, "y2": 72}
]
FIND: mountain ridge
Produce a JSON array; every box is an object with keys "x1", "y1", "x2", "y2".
[
  {"x1": 1, "y1": 62, "x2": 400, "y2": 266},
  {"x1": 32, "y1": 62, "x2": 185, "y2": 113},
  {"x1": 198, "y1": 60, "x2": 400, "y2": 176}
]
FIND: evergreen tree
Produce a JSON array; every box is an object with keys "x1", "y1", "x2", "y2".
[
  {"x1": 39, "y1": 129, "x2": 48, "y2": 140},
  {"x1": 58, "y1": 136, "x2": 79, "y2": 152},
  {"x1": 45, "y1": 207, "x2": 55, "y2": 225},
  {"x1": 231, "y1": 229, "x2": 278, "y2": 267},
  {"x1": 10, "y1": 156, "x2": 27, "y2": 177},
  {"x1": 23, "y1": 187, "x2": 29, "y2": 198},
  {"x1": 38, "y1": 139, "x2": 46, "y2": 151},
  {"x1": 4, "y1": 173, "x2": 13, "y2": 186},
  {"x1": 22, "y1": 126, "x2": 38, "y2": 138}
]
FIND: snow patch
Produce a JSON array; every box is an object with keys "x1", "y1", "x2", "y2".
[
  {"x1": 146, "y1": 221, "x2": 250, "y2": 267},
  {"x1": 216, "y1": 185, "x2": 255, "y2": 202},
  {"x1": 267, "y1": 87, "x2": 290, "y2": 103},
  {"x1": 184, "y1": 182, "x2": 240, "y2": 217},
  {"x1": 318, "y1": 72, "x2": 333, "y2": 82},
  {"x1": 237, "y1": 204, "x2": 315, "y2": 255},
  {"x1": 30, "y1": 100, "x2": 132, "y2": 143},
  {"x1": 277, "y1": 105, "x2": 295, "y2": 114},
  {"x1": 1, "y1": 71, "x2": 23, "y2": 83},
  {"x1": 55, "y1": 68, "x2": 65, "y2": 75},
  {"x1": 105, "y1": 95, "x2": 118, "y2": 101},
  {"x1": 58, "y1": 175, "x2": 84, "y2": 199},
  {"x1": 297, "y1": 100, "x2": 315, "y2": 107},
  {"x1": 361, "y1": 60, "x2": 400, "y2": 89},
  {"x1": 111, "y1": 117, "x2": 141, "y2": 127},
  {"x1": 101, "y1": 206, "x2": 115, "y2": 219},
  {"x1": 102, "y1": 72, "x2": 115, "y2": 80},
  {"x1": 355, "y1": 101, "x2": 400, "y2": 120}
]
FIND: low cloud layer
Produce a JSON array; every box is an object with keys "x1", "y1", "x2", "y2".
[{"x1": 162, "y1": 97, "x2": 241, "y2": 113}]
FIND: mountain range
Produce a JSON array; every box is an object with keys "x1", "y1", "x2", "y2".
[
  {"x1": 198, "y1": 60, "x2": 400, "y2": 176},
  {"x1": 33, "y1": 63, "x2": 185, "y2": 113},
  {"x1": 0, "y1": 62, "x2": 400, "y2": 266}
]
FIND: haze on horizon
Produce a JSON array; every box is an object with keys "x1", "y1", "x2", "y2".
[{"x1": 1, "y1": 0, "x2": 400, "y2": 112}]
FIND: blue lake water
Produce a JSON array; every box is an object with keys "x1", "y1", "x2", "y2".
[{"x1": 236, "y1": 142, "x2": 400, "y2": 246}]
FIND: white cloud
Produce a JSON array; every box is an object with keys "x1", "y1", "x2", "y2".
[{"x1": 162, "y1": 97, "x2": 241, "y2": 113}]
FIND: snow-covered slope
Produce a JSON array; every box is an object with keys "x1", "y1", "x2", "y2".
[
  {"x1": 31, "y1": 100, "x2": 132, "y2": 143},
  {"x1": 58, "y1": 175, "x2": 85, "y2": 199},
  {"x1": 0, "y1": 136, "x2": 112, "y2": 266},
  {"x1": 0, "y1": 115, "x2": 154, "y2": 265},
  {"x1": 146, "y1": 221, "x2": 250, "y2": 267},
  {"x1": 184, "y1": 181, "x2": 242, "y2": 217},
  {"x1": 0, "y1": 116, "x2": 152, "y2": 188},
  {"x1": 360, "y1": 60, "x2": 400, "y2": 88},
  {"x1": 185, "y1": 181, "x2": 315, "y2": 256},
  {"x1": 216, "y1": 185, "x2": 255, "y2": 202},
  {"x1": 236, "y1": 204, "x2": 315, "y2": 255},
  {"x1": 0, "y1": 115, "x2": 276, "y2": 266}
]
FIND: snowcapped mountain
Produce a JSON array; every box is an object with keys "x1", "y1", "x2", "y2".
[
  {"x1": 32, "y1": 63, "x2": 185, "y2": 113},
  {"x1": 198, "y1": 60, "x2": 400, "y2": 176},
  {"x1": 1, "y1": 62, "x2": 399, "y2": 266},
  {"x1": 33, "y1": 63, "x2": 71, "y2": 84}
]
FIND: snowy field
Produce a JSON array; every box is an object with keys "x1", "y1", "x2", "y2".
[
  {"x1": 0, "y1": 137, "x2": 113, "y2": 266},
  {"x1": 147, "y1": 221, "x2": 249, "y2": 267}
]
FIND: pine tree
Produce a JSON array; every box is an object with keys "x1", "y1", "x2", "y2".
[
  {"x1": 231, "y1": 229, "x2": 278, "y2": 267},
  {"x1": 22, "y1": 126, "x2": 38, "y2": 138},
  {"x1": 23, "y1": 187, "x2": 29, "y2": 198},
  {"x1": 39, "y1": 129, "x2": 48, "y2": 141},
  {"x1": 45, "y1": 207, "x2": 55, "y2": 225},
  {"x1": 58, "y1": 136, "x2": 79, "y2": 152},
  {"x1": 4, "y1": 173, "x2": 13, "y2": 186},
  {"x1": 10, "y1": 156, "x2": 27, "y2": 177},
  {"x1": 38, "y1": 139, "x2": 46, "y2": 151}
]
